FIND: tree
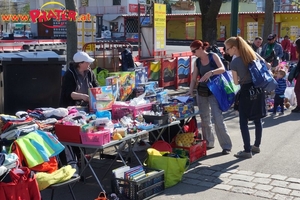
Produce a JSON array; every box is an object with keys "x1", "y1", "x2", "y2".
[
  {"x1": 263, "y1": 0, "x2": 274, "y2": 44},
  {"x1": 195, "y1": 0, "x2": 223, "y2": 45},
  {"x1": 21, "y1": 3, "x2": 30, "y2": 16},
  {"x1": 65, "y1": 0, "x2": 78, "y2": 64}
]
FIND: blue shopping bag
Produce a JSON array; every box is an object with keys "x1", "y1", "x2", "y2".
[
  {"x1": 248, "y1": 59, "x2": 277, "y2": 92},
  {"x1": 207, "y1": 71, "x2": 240, "y2": 112}
]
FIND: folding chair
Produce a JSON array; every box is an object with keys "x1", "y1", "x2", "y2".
[
  {"x1": 47, "y1": 174, "x2": 80, "y2": 200},
  {"x1": 45, "y1": 149, "x2": 81, "y2": 200}
]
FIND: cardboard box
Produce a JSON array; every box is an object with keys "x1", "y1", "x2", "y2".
[
  {"x1": 106, "y1": 76, "x2": 119, "y2": 100},
  {"x1": 135, "y1": 66, "x2": 148, "y2": 86},
  {"x1": 89, "y1": 86, "x2": 115, "y2": 112},
  {"x1": 108, "y1": 71, "x2": 135, "y2": 101}
]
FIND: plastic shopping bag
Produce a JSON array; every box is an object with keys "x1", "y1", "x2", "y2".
[
  {"x1": 144, "y1": 148, "x2": 189, "y2": 188},
  {"x1": 207, "y1": 70, "x2": 240, "y2": 112}
]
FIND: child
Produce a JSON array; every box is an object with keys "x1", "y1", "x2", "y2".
[{"x1": 273, "y1": 68, "x2": 287, "y2": 115}]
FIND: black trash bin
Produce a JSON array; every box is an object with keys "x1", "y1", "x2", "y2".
[{"x1": 0, "y1": 51, "x2": 66, "y2": 114}]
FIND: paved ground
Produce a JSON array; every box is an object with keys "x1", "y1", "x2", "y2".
[
  {"x1": 41, "y1": 106, "x2": 300, "y2": 200},
  {"x1": 42, "y1": 45, "x2": 300, "y2": 199}
]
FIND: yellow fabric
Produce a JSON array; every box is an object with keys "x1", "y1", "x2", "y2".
[
  {"x1": 36, "y1": 165, "x2": 76, "y2": 190},
  {"x1": 147, "y1": 148, "x2": 163, "y2": 156},
  {"x1": 175, "y1": 132, "x2": 195, "y2": 147}
]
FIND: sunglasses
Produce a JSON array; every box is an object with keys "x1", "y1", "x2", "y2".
[{"x1": 191, "y1": 47, "x2": 199, "y2": 53}]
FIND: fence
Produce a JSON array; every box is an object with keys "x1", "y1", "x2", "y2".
[{"x1": 136, "y1": 51, "x2": 196, "y2": 89}]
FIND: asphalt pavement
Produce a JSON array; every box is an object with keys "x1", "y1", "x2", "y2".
[{"x1": 41, "y1": 106, "x2": 300, "y2": 200}]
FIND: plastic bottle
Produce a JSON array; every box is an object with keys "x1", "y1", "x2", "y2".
[{"x1": 1, "y1": 146, "x2": 7, "y2": 154}]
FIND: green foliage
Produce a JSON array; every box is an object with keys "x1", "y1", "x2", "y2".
[{"x1": 21, "y1": 3, "x2": 30, "y2": 15}]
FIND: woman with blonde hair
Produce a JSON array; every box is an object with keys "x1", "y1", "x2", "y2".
[{"x1": 224, "y1": 36, "x2": 266, "y2": 159}]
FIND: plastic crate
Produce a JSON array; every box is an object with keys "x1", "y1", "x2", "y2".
[
  {"x1": 172, "y1": 140, "x2": 207, "y2": 163},
  {"x1": 80, "y1": 130, "x2": 111, "y2": 146},
  {"x1": 114, "y1": 168, "x2": 164, "y2": 200},
  {"x1": 55, "y1": 123, "x2": 81, "y2": 143},
  {"x1": 112, "y1": 103, "x2": 153, "y2": 120}
]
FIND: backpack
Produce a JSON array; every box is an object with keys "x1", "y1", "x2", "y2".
[
  {"x1": 206, "y1": 45, "x2": 230, "y2": 70},
  {"x1": 248, "y1": 59, "x2": 278, "y2": 92},
  {"x1": 288, "y1": 64, "x2": 299, "y2": 83},
  {"x1": 121, "y1": 49, "x2": 135, "y2": 71}
]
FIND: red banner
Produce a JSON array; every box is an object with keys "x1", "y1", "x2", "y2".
[
  {"x1": 161, "y1": 59, "x2": 176, "y2": 88},
  {"x1": 129, "y1": 4, "x2": 145, "y2": 13}
]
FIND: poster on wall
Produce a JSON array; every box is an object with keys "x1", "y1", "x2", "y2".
[
  {"x1": 290, "y1": 26, "x2": 298, "y2": 42},
  {"x1": 219, "y1": 25, "x2": 226, "y2": 41},
  {"x1": 185, "y1": 21, "x2": 195, "y2": 40},
  {"x1": 247, "y1": 22, "x2": 258, "y2": 43}
]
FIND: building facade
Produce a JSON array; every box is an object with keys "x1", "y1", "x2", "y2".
[{"x1": 26, "y1": 0, "x2": 300, "y2": 40}]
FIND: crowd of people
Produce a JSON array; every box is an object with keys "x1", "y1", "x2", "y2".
[{"x1": 188, "y1": 34, "x2": 300, "y2": 159}]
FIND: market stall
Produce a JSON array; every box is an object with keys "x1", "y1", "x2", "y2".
[{"x1": 0, "y1": 63, "x2": 205, "y2": 199}]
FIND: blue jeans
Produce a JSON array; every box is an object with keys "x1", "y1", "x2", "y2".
[
  {"x1": 282, "y1": 52, "x2": 290, "y2": 61},
  {"x1": 239, "y1": 109, "x2": 263, "y2": 153}
]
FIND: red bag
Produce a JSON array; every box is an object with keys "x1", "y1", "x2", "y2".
[{"x1": 183, "y1": 116, "x2": 199, "y2": 138}]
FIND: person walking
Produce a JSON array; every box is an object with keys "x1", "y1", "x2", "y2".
[
  {"x1": 261, "y1": 34, "x2": 283, "y2": 71},
  {"x1": 224, "y1": 36, "x2": 266, "y2": 159},
  {"x1": 291, "y1": 38, "x2": 300, "y2": 113},
  {"x1": 281, "y1": 35, "x2": 291, "y2": 61},
  {"x1": 187, "y1": 40, "x2": 232, "y2": 155}
]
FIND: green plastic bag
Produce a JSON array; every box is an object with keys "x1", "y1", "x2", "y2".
[
  {"x1": 93, "y1": 67, "x2": 109, "y2": 86},
  {"x1": 144, "y1": 148, "x2": 189, "y2": 188}
]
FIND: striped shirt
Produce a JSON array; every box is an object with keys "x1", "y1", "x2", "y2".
[{"x1": 275, "y1": 78, "x2": 287, "y2": 96}]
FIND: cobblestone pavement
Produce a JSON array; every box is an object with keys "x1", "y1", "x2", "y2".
[{"x1": 180, "y1": 163, "x2": 300, "y2": 200}]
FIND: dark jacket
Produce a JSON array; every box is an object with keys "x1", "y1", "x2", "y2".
[
  {"x1": 60, "y1": 64, "x2": 99, "y2": 107},
  {"x1": 260, "y1": 42, "x2": 283, "y2": 68}
]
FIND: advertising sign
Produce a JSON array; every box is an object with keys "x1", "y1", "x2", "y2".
[
  {"x1": 1, "y1": 1, "x2": 90, "y2": 29},
  {"x1": 129, "y1": 4, "x2": 145, "y2": 13},
  {"x1": 154, "y1": 3, "x2": 166, "y2": 51}
]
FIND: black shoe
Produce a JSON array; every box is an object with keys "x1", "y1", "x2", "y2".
[
  {"x1": 206, "y1": 146, "x2": 214, "y2": 150},
  {"x1": 222, "y1": 149, "x2": 231, "y2": 155},
  {"x1": 292, "y1": 107, "x2": 300, "y2": 113}
]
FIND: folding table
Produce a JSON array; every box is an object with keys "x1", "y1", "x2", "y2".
[{"x1": 62, "y1": 130, "x2": 148, "y2": 191}]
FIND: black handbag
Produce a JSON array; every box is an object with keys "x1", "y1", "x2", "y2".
[
  {"x1": 240, "y1": 85, "x2": 266, "y2": 120},
  {"x1": 197, "y1": 84, "x2": 212, "y2": 97}
]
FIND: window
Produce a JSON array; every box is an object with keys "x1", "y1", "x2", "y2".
[
  {"x1": 113, "y1": 0, "x2": 121, "y2": 5},
  {"x1": 110, "y1": 22, "x2": 118, "y2": 32}
]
